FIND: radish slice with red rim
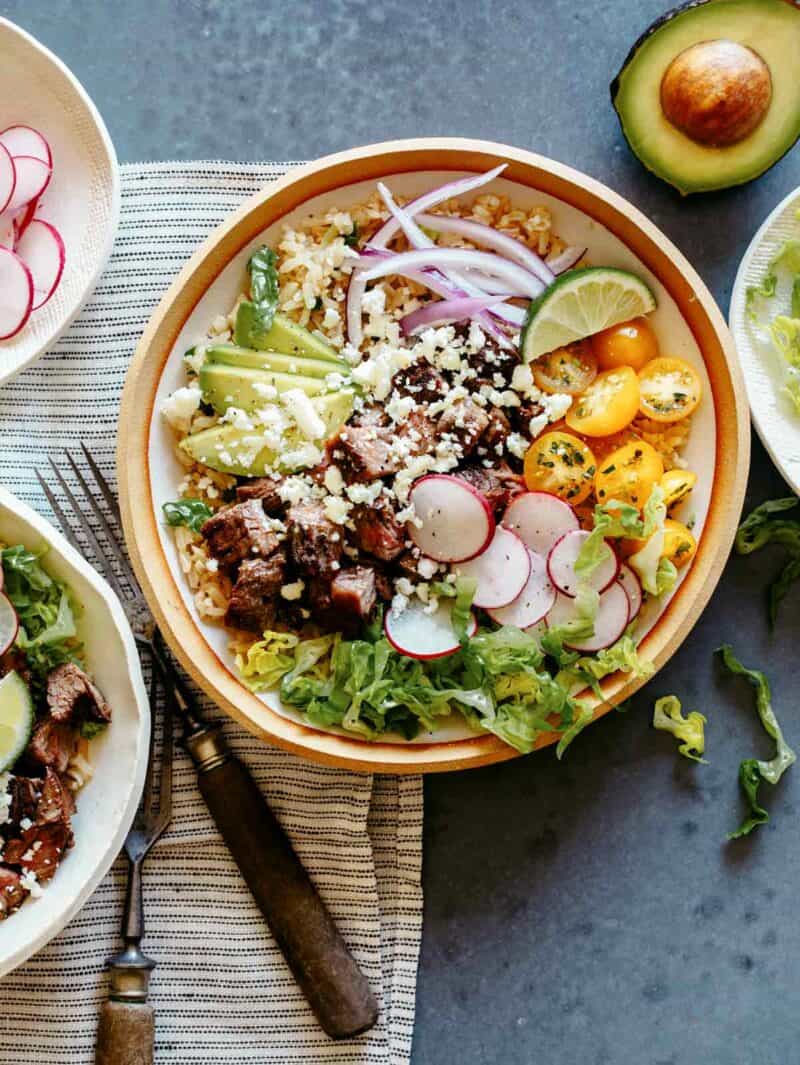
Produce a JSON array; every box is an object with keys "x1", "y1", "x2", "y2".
[
  {"x1": 6, "y1": 156, "x2": 51, "y2": 211},
  {"x1": 0, "y1": 247, "x2": 33, "y2": 339},
  {"x1": 547, "y1": 530, "x2": 618, "y2": 598},
  {"x1": 617, "y1": 563, "x2": 643, "y2": 622},
  {"x1": 0, "y1": 594, "x2": 18, "y2": 657},
  {"x1": 15, "y1": 219, "x2": 65, "y2": 310},
  {"x1": 545, "y1": 583, "x2": 630, "y2": 653},
  {"x1": 0, "y1": 125, "x2": 52, "y2": 166},
  {"x1": 408, "y1": 474, "x2": 495, "y2": 563},
  {"x1": 0, "y1": 213, "x2": 16, "y2": 249},
  {"x1": 503, "y1": 492, "x2": 579, "y2": 558},
  {"x1": 486, "y1": 549, "x2": 555, "y2": 628},
  {"x1": 454, "y1": 526, "x2": 531, "y2": 609},
  {"x1": 384, "y1": 598, "x2": 477, "y2": 660},
  {"x1": 0, "y1": 145, "x2": 15, "y2": 215}
]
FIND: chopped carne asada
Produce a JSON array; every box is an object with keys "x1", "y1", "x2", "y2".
[
  {"x1": 225, "y1": 552, "x2": 287, "y2": 632},
  {"x1": 201, "y1": 500, "x2": 280, "y2": 569},
  {"x1": 47, "y1": 662, "x2": 112, "y2": 724}
]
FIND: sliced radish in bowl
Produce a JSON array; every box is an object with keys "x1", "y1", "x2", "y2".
[
  {"x1": 546, "y1": 583, "x2": 629, "y2": 653},
  {"x1": 0, "y1": 125, "x2": 52, "y2": 166},
  {"x1": 486, "y1": 548, "x2": 555, "y2": 628},
  {"x1": 617, "y1": 563, "x2": 643, "y2": 622},
  {"x1": 16, "y1": 220, "x2": 65, "y2": 310},
  {"x1": 408, "y1": 474, "x2": 495, "y2": 562},
  {"x1": 502, "y1": 492, "x2": 579, "y2": 557},
  {"x1": 454, "y1": 526, "x2": 531, "y2": 608},
  {"x1": 6, "y1": 156, "x2": 51, "y2": 211},
  {"x1": 0, "y1": 145, "x2": 15, "y2": 215},
  {"x1": 547, "y1": 530, "x2": 618, "y2": 598},
  {"x1": 0, "y1": 593, "x2": 19, "y2": 656},
  {"x1": 0, "y1": 212, "x2": 16, "y2": 249},
  {"x1": 384, "y1": 597, "x2": 477, "y2": 660},
  {"x1": 0, "y1": 247, "x2": 33, "y2": 339}
]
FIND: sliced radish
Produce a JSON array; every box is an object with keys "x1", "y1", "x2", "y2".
[
  {"x1": 6, "y1": 157, "x2": 51, "y2": 211},
  {"x1": 487, "y1": 548, "x2": 555, "y2": 628},
  {"x1": 0, "y1": 126, "x2": 52, "y2": 166},
  {"x1": 546, "y1": 583, "x2": 630, "y2": 652},
  {"x1": 0, "y1": 247, "x2": 33, "y2": 339},
  {"x1": 408, "y1": 474, "x2": 495, "y2": 563},
  {"x1": 617, "y1": 563, "x2": 643, "y2": 622},
  {"x1": 502, "y1": 492, "x2": 579, "y2": 557},
  {"x1": 15, "y1": 220, "x2": 65, "y2": 310},
  {"x1": 454, "y1": 526, "x2": 531, "y2": 609},
  {"x1": 384, "y1": 598, "x2": 477, "y2": 660},
  {"x1": 0, "y1": 145, "x2": 15, "y2": 215},
  {"x1": 547, "y1": 530, "x2": 618, "y2": 598},
  {"x1": 0, "y1": 213, "x2": 16, "y2": 249},
  {"x1": 0, "y1": 593, "x2": 18, "y2": 656}
]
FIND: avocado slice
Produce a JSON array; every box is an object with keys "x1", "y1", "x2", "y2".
[
  {"x1": 200, "y1": 362, "x2": 329, "y2": 414},
  {"x1": 234, "y1": 306, "x2": 341, "y2": 363},
  {"x1": 180, "y1": 390, "x2": 355, "y2": 476},
  {"x1": 205, "y1": 343, "x2": 348, "y2": 379},
  {"x1": 611, "y1": 0, "x2": 800, "y2": 194}
]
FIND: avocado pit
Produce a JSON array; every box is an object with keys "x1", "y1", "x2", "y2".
[{"x1": 660, "y1": 39, "x2": 772, "y2": 147}]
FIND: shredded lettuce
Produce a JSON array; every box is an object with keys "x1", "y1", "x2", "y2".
[
  {"x1": 735, "y1": 497, "x2": 800, "y2": 627},
  {"x1": 718, "y1": 645, "x2": 796, "y2": 839},
  {"x1": 746, "y1": 236, "x2": 800, "y2": 321},
  {"x1": 767, "y1": 316, "x2": 800, "y2": 414},
  {"x1": 653, "y1": 695, "x2": 707, "y2": 763}
]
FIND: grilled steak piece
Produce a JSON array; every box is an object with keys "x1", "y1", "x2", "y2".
[
  {"x1": 286, "y1": 501, "x2": 343, "y2": 579},
  {"x1": 330, "y1": 566, "x2": 377, "y2": 621},
  {"x1": 0, "y1": 648, "x2": 32, "y2": 688},
  {"x1": 225, "y1": 552, "x2": 287, "y2": 633},
  {"x1": 8, "y1": 777, "x2": 41, "y2": 830},
  {"x1": 352, "y1": 497, "x2": 406, "y2": 561},
  {"x1": 335, "y1": 425, "x2": 401, "y2": 482},
  {"x1": 236, "y1": 475, "x2": 285, "y2": 514},
  {"x1": 350, "y1": 404, "x2": 390, "y2": 431},
  {"x1": 0, "y1": 867, "x2": 26, "y2": 919},
  {"x1": 26, "y1": 719, "x2": 77, "y2": 775},
  {"x1": 393, "y1": 360, "x2": 446, "y2": 401},
  {"x1": 454, "y1": 463, "x2": 522, "y2": 516},
  {"x1": 3, "y1": 822, "x2": 71, "y2": 881},
  {"x1": 46, "y1": 662, "x2": 111, "y2": 724},
  {"x1": 437, "y1": 399, "x2": 490, "y2": 456},
  {"x1": 201, "y1": 500, "x2": 280, "y2": 569},
  {"x1": 482, "y1": 407, "x2": 512, "y2": 451},
  {"x1": 36, "y1": 768, "x2": 75, "y2": 833},
  {"x1": 508, "y1": 399, "x2": 545, "y2": 436}
]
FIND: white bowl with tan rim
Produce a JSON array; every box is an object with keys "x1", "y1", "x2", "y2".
[{"x1": 118, "y1": 138, "x2": 749, "y2": 775}]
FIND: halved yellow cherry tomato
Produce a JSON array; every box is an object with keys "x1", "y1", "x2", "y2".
[
  {"x1": 532, "y1": 340, "x2": 597, "y2": 395},
  {"x1": 660, "y1": 468, "x2": 697, "y2": 510},
  {"x1": 564, "y1": 366, "x2": 640, "y2": 437},
  {"x1": 591, "y1": 316, "x2": 659, "y2": 372},
  {"x1": 638, "y1": 357, "x2": 702, "y2": 423},
  {"x1": 523, "y1": 430, "x2": 597, "y2": 505},
  {"x1": 662, "y1": 518, "x2": 697, "y2": 568},
  {"x1": 594, "y1": 441, "x2": 664, "y2": 509}
]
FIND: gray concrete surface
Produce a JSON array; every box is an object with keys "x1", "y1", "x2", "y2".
[{"x1": 6, "y1": 2, "x2": 800, "y2": 1062}]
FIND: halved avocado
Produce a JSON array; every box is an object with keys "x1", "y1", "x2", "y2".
[
  {"x1": 611, "y1": 0, "x2": 800, "y2": 194},
  {"x1": 205, "y1": 342, "x2": 348, "y2": 379},
  {"x1": 234, "y1": 307, "x2": 341, "y2": 362},
  {"x1": 199, "y1": 362, "x2": 328, "y2": 414}
]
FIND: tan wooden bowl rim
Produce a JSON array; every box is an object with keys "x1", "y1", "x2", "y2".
[{"x1": 118, "y1": 138, "x2": 750, "y2": 774}]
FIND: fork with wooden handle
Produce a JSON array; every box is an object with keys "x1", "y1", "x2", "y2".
[{"x1": 37, "y1": 448, "x2": 379, "y2": 1051}]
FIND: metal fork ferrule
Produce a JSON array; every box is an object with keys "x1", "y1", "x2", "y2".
[{"x1": 185, "y1": 726, "x2": 230, "y2": 774}]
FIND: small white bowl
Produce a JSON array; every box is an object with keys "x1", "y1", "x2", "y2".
[
  {"x1": 0, "y1": 18, "x2": 120, "y2": 386},
  {"x1": 0, "y1": 485, "x2": 149, "y2": 977}
]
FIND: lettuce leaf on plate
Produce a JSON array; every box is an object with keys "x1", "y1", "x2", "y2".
[{"x1": 745, "y1": 233, "x2": 800, "y2": 321}]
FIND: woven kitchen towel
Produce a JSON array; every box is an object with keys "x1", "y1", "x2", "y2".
[{"x1": 0, "y1": 163, "x2": 424, "y2": 1064}]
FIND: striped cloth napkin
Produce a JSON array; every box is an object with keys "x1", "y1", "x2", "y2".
[{"x1": 0, "y1": 162, "x2": 424, "y2": 1064}]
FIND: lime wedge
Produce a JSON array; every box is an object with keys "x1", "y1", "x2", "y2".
[
  {"x1": 521, "y1": 267, "x2": 657, "y2": 362},
  {"x1": 0, "y1": 671, "x2": 34, "y2": 773}
]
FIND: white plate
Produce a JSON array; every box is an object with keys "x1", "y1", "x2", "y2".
[
  {"x1": 147, "y1": 171, "x2": 715, "y2": 745},
  {"x1": 0, "y1": 485, "x2": 148, "y2": 977},
  {"x1": 0, "y1": 18, "x2": 120, "y2": 385},
  {"x1": 730, "y1": 185, "x2": 800, "y2": 495}
]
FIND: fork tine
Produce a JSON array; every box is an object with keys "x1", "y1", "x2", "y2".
[
  {"x1": 46, "y1": 458, "x2": 130, "y2": 605},
  {"x1": 35, "y1": 471, "x2": 83, "y2": 556},
  {"x1": 80, "y1": 443, "x2": 122, "y2": 525},
  {"x1": 152, "y1": 681, "x2": 174, "y2": 841},
  {"x1": 64, "y1": 451, "x2": 140, "y2": 594},
  {"x1": 139, "y1": 666, "x2": 160, "y2": 821}
]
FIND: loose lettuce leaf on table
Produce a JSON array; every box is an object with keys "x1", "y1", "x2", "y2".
[
  {"x1": 735, "y1": 496, "x2": 800, "y2": 626},
  {"x1": 653, "y1": 694, "x2": 707, "y2": 763}
]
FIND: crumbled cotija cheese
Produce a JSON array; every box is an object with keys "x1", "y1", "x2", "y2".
[
  {"x1": 281, "y1": 580, "x2": 306, "y2": 601},
  {"x1": 162, "y1": 383, "x2": 202, "y2": 432},
  {"x1": 282, "y1": 388, "x2": 326, "y2": 441}
]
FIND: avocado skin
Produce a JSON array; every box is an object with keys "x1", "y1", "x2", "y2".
[{"x1": 609, "y1": 0, "x2": 800, "y2": 195}]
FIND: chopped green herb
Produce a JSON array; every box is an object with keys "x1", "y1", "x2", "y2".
[
  {"x1": 163, "y1": 499, "x2": 214, "y2": 534},
  {"x1": 343, "y1": 222, "x2": 360, "y2": 248}
]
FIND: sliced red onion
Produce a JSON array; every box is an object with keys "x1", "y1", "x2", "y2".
[
  {"x1": 546, "y1": 245, "x2": 586, "y2": 275},
  {"x1": 371, "y1": 164, "x2": 507, "y2": 249},
  {"x1": 415, "y1": 212, "x2": 554, "y2": 285},
  {"x1": 400, "y1": 295, "x2": 510, "y2": 337},
  {"x1": 358, "y1": 247, "x2": 544, "y2": 299}
]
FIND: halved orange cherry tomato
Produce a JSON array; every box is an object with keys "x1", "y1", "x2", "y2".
[
  {"x1": 591, "y1": 316, "x2": 659, "y2": 372},
  {"x1": 532, "y1": 340, "x2": 597, "y2": 395},
  {"x1": 638, "y1": 357, "x2": 702, "y2": 423},
  {"x1": 594, "y1": 441, "x2": 664, "y2": 509},
  {"x1": 523, "y1": 430, "x2": 597, "y2": 505},
  {"x1": 662, "y1": 518, "x2": 697, "y2": 568},
  {"x1": 660, "y1": 468, "x2": 697, "y2": 509},
  {"x1": 564, "y1": 366, "x2": 640, "y2": 437}
]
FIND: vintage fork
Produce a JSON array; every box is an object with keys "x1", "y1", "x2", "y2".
[{"x1": 37, "y1": 447, "x2": 378, "y2": 1042}]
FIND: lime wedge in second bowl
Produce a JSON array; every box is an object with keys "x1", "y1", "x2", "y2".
[
  {"x1": 521, "y1": 267, "x2": 656, "y2": 362},
  {"x1": 0, "y1": 670, "x2": 34, "y2": 773}
]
